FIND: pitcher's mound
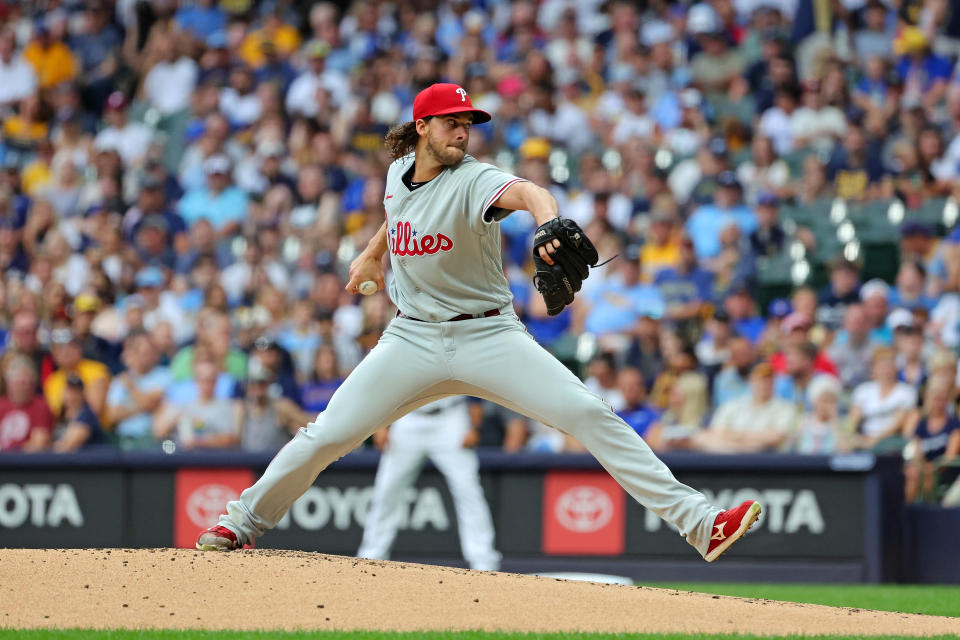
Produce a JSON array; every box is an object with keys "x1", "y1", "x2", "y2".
[{"x1": 1, "y1": 549, "x2": 957, "y2": 636}]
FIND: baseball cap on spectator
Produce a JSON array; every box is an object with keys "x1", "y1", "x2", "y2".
[
  {"x1": 713, "y1": 308, "x2": 731, "y2": 322},
  {"x1": 66, "y1": 373, "x2": 84, "y2": 389},
  {"x1": 84, "y1": 204, "x2": 105, "y2": 218},
  {"x1": 642, "y1": 20, "x2": 675, "y2": 46},
  {"x1": 727, "y1": 279, "x2": 752, "y2": 297},
  {"x1": 624, "y1": 244, "x2": 643, "y2": 262},
  {"x1": 141, "y1": 174, "x2": 164, "y2": 191},
  {"x1": 887, "y1": 308, "x2": 914, "y2": 332},
  {"x1": 680, "y1": 89, "x2": 702, "y2": 109},
  {"x1": 105, "y1": 91, "x2": 128, "y2": 112},
  {"x1": 650, "y1": 209, "x2": 674, "y2": 224},
  {"x1": 497, "y1": 75, "x2": 525, "y2": 99},
  {"x1": 608, "y1": 64, "x2": 636, "y2": 85},
  {"x1": 413, "y1": 83, "x2": 491, "y2": 124},
  {"x1": 519, "y1": 137, "x2": 551, "y2": 161},
  {"x1": 124, "y1": 294, "x2": 146, "y2": 310},
  {"x1": 135, "y1": 267, "x2": 165, "y2": 289},
  {"x1": 73, "y1": 293, "x2": 101, "y2": 314},
  {"x1": 257, "y1": 140, "x2": 286, "y2": 158},
  {"x1": 751, "y1": 362, "x2": 774, "y2": 378},
  {"x1": 140, "y1": 214, "x2": 170, "y2": 234},
  {"x1": 768, "y1": 298, "x2": 792, "y2": 318},
  {"x1": 206, "y1": 30, "x2": 228, "y2": 49},
  {"x1": 894, "y1": 26, "x2": 928, "y2": 56},
  {"x1": 781, "y1": 312, "x2": 811, "y2": 334},
  {"x1": 860, "y1": 278, "x2": 890, "y2": 301},
  {"x1": 307, "y1": 40, "x2": 330, "y2": 59},
  {"x1": 50, "y1": 328, "x2": 79, "y2": 345},
  {"x1": 463, "y1": 10, "x2": 486, "y2": 33},
  {"x1": 756, "y1": 192, "x2": 779, "y2": 207},
  {"x1": 807, "y1": 374, "x2": 841, "y2": 404},
  {"x1": 900, "y1": 94, "x2": 924, "y2": 111},
  {"x1": 716, "y1": 171, "x2": 740, "y2": 190},
  {"x1": 464, "y1": 62, "x2": 488, "y2": 80},
  {"x1": 247, "y1": 356, "x2": 273, "y2": 382},
  {"x1": 707, "y1": 137, "x2": 728, "y2": 157},
  {"x1": 203, "y1": 154, "x2": 232, "y2": 175},
  {"x1": 900, "y1": 221, "x2": 932, "y2": 238},
  {"x1": 2, "y1": 150, "x2": 22, "y2": 171},
  {"x1": 687, "y1": 3, "x2": 720, "y2": 34}
]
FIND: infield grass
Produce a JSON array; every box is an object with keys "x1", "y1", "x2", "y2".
[
  {"x1": 642, "y1": 583, "x2": 960, "y2": 618},
  {"x1": 3, "y1": 633, "x2": 960, "y2": 640}
]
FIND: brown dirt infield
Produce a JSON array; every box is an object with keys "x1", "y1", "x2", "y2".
[{"x1": 1, "y1": 548, "x2": 958, "y2": 635}]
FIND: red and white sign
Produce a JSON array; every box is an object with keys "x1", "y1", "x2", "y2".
[
  {"x1": 173, "y1": 468, "x2": 254, "y2": 549},
  {"x1": 542, "y1": 471, "x2": 625, "y2": 555}
]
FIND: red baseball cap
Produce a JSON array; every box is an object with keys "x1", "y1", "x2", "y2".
[{"x1": 413, "y1": 83, "x2": 491, "y2": 124}]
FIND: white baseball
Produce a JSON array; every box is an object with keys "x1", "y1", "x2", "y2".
[{"x1": 358, "y1": 281, "x2": 377, "y2": 296}]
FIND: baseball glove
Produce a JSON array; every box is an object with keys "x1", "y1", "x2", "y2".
[{"x1": 532, "y1": 218, "x2": 599, "y2": 316}]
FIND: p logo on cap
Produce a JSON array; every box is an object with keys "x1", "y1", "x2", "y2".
[{"x1": 413, "y1": 83, "x2": 492, "y2": 124}]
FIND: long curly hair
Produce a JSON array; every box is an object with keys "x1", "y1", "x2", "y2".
[{"x1": 384, "y1": 120, "x2": 426, "y2": 159}]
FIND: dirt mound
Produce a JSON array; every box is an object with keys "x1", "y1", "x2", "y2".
[{"x1": 1, "y1": 549, "x2": 957, "y2": 636}]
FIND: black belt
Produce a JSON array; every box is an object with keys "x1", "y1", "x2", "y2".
[{"x1": 397, "y1": 309, "x2": 500, "y2": 322}]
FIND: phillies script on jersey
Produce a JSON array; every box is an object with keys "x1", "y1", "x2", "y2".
[{"x1": 389, "y1": 221, "x2": 453, "y2": 256}]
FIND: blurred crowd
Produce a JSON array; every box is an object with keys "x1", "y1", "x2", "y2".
[{"x1": 0, "y1": 0, "x2": 959, "y2": 500}]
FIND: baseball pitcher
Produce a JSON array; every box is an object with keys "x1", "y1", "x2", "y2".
[{"x1": 197, "y1": 83, "x2": 762, "y2": 563}]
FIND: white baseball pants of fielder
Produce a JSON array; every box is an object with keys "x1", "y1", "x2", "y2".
[
  {"x1": 219, "y1": 308, "x2": 722, "y2": 557},
  {"x1": 356, "y1": 399, "x2": 501, "y2": 571}
]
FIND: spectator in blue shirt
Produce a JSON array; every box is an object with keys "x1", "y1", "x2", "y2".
[
  {"x1": 774, "y1": 341, "x2": 821, "y2": 409},
  {"x1": 301, "y1": 344, "x2": 344, "y2": 415},
  {"x1": 655, "y1": 236, "x2": 714, "y2": 322},
  {"x1": 724, "y1": 283, "x2": 766, "y2": 344},
  {"x1": 175, "y1": 0, "x2": 227, "y2": 40},
  {"x1": 615, "y1": 366, "x2": 660, "y2": 438},
  {"x1": 106, "y1": 330, "x2": 172, "y2": 450},
  {"x1": 712, "y1": 335, "x2": 757, "y2": 408},
  {"x1": 895, "y1": 27, "x2": 953, "y2": 111},
  {"x1": 178, "y1": 154, "x2": 248, "y2": 239},
  {"x1": 859, "y1": 278, "x2": 894, "y2": 345},
  {"x1": 889, "y1": 260, "x2": 937, "y2": 311},
  {"x1": 580, "y1": 245, "x2": 666, "y2": 338},
  {"x1": 685, "y1": 171, "x2": 757, "y2": 260}
]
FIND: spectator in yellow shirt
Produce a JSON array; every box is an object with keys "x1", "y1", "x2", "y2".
[
  {"x1": 23, "y1": 23, "x2": 77, "y2": 89},
  {"x1": 2, "y1": 94, "x2": 49, "y2": 150},
  {"x1": 43, "y1": 328, "x2": 110, "y2": 424},
  {"x1": 640, "y1": 209, "x2": 681, "y2": 283},
  {"x1": 239, "y1": 12, "x2": 300, "y2": 68}
]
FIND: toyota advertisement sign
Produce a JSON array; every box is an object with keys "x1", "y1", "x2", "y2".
[
  {"x1": 0, "y1": 470, "x2": 125, "y2": 547},
  {"x1": 0, "y1": 451, "x2": 898, "y2": 579},
  {"x1": 542, "y1": 471, "x2": 624, "y2": 555}
]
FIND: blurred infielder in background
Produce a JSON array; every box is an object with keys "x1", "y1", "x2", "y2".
[
  {"x1": 198, "y1": 83, "x2": 763, "y2": 564},
  {"x1": 358, "y1": 397, "x2": 501, "y2": 571}
]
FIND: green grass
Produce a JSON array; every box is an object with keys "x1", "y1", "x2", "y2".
[
  {"x1": 2, "y1": 634, "x2": 959, "y2": 640},
  {"x1": 642, "y1": 583, "x2": 960, "y2": 618}
]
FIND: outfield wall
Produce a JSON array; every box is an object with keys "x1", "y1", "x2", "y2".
[{"x1": 0, "y1": 450, "x2": 922, "y2": 582}]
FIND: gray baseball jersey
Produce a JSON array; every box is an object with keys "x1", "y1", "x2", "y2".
[
  {"x1": 384, "y1": 153, "x2": 525, "y2": 321},
  {"x1": 215, "y1": 149, "x2": 725, "y2": 561}
]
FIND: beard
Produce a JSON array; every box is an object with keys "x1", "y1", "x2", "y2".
[{"x1": 425, "y1": 133, "x2": 466, "y2": 166}]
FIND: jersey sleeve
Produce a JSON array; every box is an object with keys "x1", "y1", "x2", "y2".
[{"x1": 460, "y1": 161, "x2": 527, "y2": 224}]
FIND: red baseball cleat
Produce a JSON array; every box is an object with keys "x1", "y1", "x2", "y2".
[
  {"x1": 704, "y1": 500, "x2": 762, "y2": 562},
  {"x1": 196, "y1": 525, "x2": 241, "y2": 551}
]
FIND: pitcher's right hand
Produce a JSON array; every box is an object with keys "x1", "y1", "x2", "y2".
[{"x1": 345, "y1": 252, "x2": 386, "y2": 295}]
